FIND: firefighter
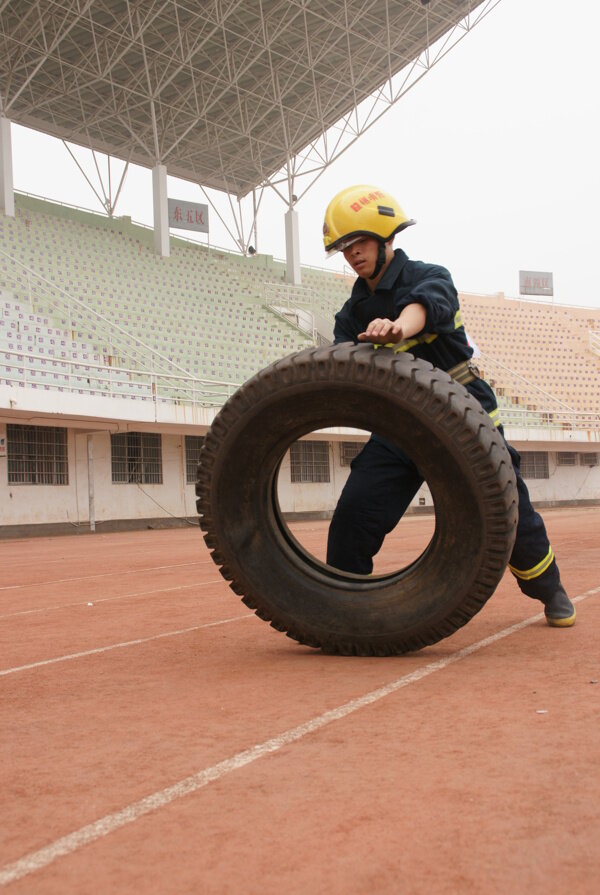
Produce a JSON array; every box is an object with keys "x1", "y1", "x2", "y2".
[{"x1": 323, "y1": 184, "x2": 575, "y2": 627}]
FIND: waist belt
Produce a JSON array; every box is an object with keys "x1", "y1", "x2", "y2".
[{"x1": 447, "y1": 359, "x2": 479, "y2": 386}]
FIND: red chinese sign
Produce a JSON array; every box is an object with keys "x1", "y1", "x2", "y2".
[
  {"x1": 519, "y1": 270, "x2": 553, "y2": 297},
  {"x1": 168, "y1": 198, "x2": 209, "y2": 233}
]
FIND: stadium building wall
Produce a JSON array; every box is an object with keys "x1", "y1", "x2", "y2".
[{"x1": 0, "y1": 417, "x2": 598, "y2": 537}]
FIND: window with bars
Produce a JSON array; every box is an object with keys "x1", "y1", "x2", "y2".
[
  {"x1": 339, "y1": 441, "x2": 365, "y2": 467},
  {"x1": 557, "y1": 452, "x2": 577, "y2": 467},
  {"x1": 6, "y1": 424, "x2": 68, "y2": 485},
  {"x1": 290, "y1": 441, "x2": 330, "y2": 483},
  {"x1": 185, "y1": 435, "x2": 205, "y2": 483},
  {"x1": 111, "y1": 432, "x2": 163, "y2": 483},
  {"x1": 520, "y1": 451, "x2": 549, "y2": 479},
  {"x1": 579, "y1": 452, "x2": 598, "y2": 467}
]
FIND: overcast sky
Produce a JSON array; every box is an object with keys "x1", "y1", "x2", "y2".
[{"x1": 10, "y1": 0, "x2": 600, "y2": 308}]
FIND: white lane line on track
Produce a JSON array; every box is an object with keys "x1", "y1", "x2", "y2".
[
  {"x1": 1, "y1": 584, "x2": 597, "y2": 888},
  {"x1": 0, "y1": 580, "x2": 225, "y2": 620},
  {"x1": 0, "y1": 560, "x2": 212, "y2": 592},
  {"x1": 0, "y1": 614, "x2": 255, "y2": 677}
]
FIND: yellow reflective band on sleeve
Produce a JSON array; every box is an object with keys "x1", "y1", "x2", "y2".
[
  {"x1": 509, "y1": 547, "x2": 555, "y2": 581},
  {"x1": 374, "y1": 310, "x2": 461, "y2": 352},
  {"x1": 393, "y1": 333, "x2": 438, "y2": 353},
  {"x1": 488, "y1": 408, "x2": 501, "y2": 427}
]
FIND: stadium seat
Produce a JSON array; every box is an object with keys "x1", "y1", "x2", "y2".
[{"x1": 2, "y1": 194, "x2": 599, "y2": 415}]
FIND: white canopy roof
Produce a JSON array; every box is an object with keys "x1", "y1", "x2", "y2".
[{"x1": 0, "y1": 1, "x2": 501, "y2": 199}]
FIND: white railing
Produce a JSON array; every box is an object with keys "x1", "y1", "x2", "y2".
[
  {"x1": 266, "y1": 303, "x2": 316, "y2": 343},
  {"x1": 264, "y1": 281, "x2": 315, "y2": 310},
  {"x1": 0, "y1": 347, "x2": 239, "y2": 406},
  {"x1": 0, "y1": 248, "x2": 197, "y2": 382},
  {"x1": 476, "y1": 351, "x2": 578, "y2": 413},
  {"x1": 0, "y1": 247, "x2": 244, "y2": 407},
  {"x1": 460, "y1": 288, "x2": 598, "y2": 313},
  {"x1": 264, "y1": 281, "x2": 332, "y2": 345},
  {"x1": 496, "y1": 405, "x2": 600, "y2": 432},
  {"x1": 476, "y1": 353, "x2": 599, "y2": 431},
  {"x1": 590, "y1": 330, "x2": 600, "y2": 357},
  {"x1": 1, "y1": 347, "x2": 598, "y2": 430},
  {"x1": 14, "y1": 189, "x2": 245, "y2": 259}
]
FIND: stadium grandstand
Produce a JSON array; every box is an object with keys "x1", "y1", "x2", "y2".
[{"x1": 0, "y1": 0, "x2": 599, "y2": 536}]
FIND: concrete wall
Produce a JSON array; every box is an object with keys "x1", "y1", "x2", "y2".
[
  {"x1": 1, "y1": 421, "x2": 598, "y2": 534},
  {"x1": 516, "y1": 450, "x2": 600, "y2": 505},
  {"x1": 0, "y1": 427, "x2": 83, "y2": 527},
  {"x1": 91, "y1": 431, "x2": 192, "y2": 523},
  {"x1": 0, "y1": 424, "x2": 434, "y2": 530},
  {"x1": 275, "y1": 441, "x2": 434, "y2": 515},
  {"x1": 276, "y1": 444, "x2": 342, "y2": 515},
  {"x1": 0, "y1": 428, "x2": 194, "y2": 529}
]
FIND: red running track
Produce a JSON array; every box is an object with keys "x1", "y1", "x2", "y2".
[{"x1": 0, "y1": 507, "x2": 599, "y2": 894}]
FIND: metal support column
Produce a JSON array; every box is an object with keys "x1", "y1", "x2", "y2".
[
  {"x1": 284, "y1": 207, "x2": 301, "y2": 285},
  {"x1": 152, "y1": 163, "x2": 170, "y2": 257},
  {"x1": 87, "y1": 434, "x2": 96, "y2": 532},
  {"x1": 0, "y1": 116, "x2": 14, "y2": 217}
]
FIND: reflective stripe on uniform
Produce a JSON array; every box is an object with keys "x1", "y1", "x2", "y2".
[
  {"x1": 509, "y1": 547, "x2": 555, "y2": 581},
  {"x1": 393, "y1": 332, "x2": 438, "y2": 353},
  {"x1": 488, "y1": 408, "x2": 501, "y2": 427},
  {"x1": 376, "y1": 310, "x2": 464, "y2": 354}
]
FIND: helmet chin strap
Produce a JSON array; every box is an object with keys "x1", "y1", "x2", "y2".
[{"x1": 367, "y1": 241, "x2": 388, "y2": 281}]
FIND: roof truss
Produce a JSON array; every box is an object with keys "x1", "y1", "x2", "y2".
[{"x1": 0, "y1": 0, "x2": 502, "y2": 200}]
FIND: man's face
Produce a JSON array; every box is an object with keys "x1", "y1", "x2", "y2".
[{"x1": 342, "y1": 236, "x2": 380, "y2": 279}]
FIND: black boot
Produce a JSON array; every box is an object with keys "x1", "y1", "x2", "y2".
[{"x1": 543, "y1": 584, "x2": 576, "y2": 628}]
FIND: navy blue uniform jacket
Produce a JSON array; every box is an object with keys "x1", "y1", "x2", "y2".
[{"x1": 333, "y1": 248, "x2": 498, "y2": 416}]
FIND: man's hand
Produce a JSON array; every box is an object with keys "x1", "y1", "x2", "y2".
[
  {"x1": 357, "y1": 318, "x2": 404, "y2": 344},
  {"x1": 357, "y1": 303, "x2": 427, "y2": 345}
]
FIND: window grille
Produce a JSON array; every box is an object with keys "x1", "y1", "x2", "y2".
[
  {"x1": 340, "y1": 441, "x2": 364, "y2": 467},
  {"x1": 6, "y1": 424, "x2": 68, "y2": 485},
  {"x1": 557, "y1": 452, "x2": 577, "y2": 467},
  {"x1": 579, "y1": 452, "x2": 598, "y2": 467},
  {"x1": 111, "y1": 432, "x2": 162, "y2": 483},
  {"x1": 290, "y1": 441, "x2": 330, "y2": 483},
  {"x1": 185, "y1": 435, "x2": 205, "y2": 483},
  {"x1": 520, "y1": 451, "x2": 549, "y2": 479}
]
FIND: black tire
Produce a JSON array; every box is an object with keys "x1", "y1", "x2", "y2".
[{"x1": 195, "y1": 343, "x2": 518, "y2": 656}]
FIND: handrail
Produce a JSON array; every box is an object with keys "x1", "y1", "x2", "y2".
[
  {"x1": 264, "y1": 281, "x2": 316, "y2": 311},
  {"x1": 477, "y1": 351, "x2": 577, "y2": 412},
  {"x1": 0, "y1": 346, "x2": 238, "y2": 386},
  {"x1": 2, "y1": 345, "x2": 598, "y2": 428},
  {"x1": 0, "y1": 248, "x2": 197, "y2": 380},
  {"x1": 15, "y1": 189, "x2": 113, "y2": 221},
  {"x1": 495, "y1": 406, "x2": 600, "y2": 432},
  {"x1": 459, "y1": 288, "x2": 599, "y2": 313},
  {"x1": 264, "y1": 302, "x2": 316, "y2": 343},
  {"x1": 0, "y1": 346, "x2": 239, "y2": 406},
  {"x1": 264, "y1": 281, "x2": 333, "y2": 345},
  {"x1": 14, "y1": 189, "x2": 245, "y2": 259}
]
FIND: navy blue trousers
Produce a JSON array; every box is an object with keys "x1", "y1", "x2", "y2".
[{"x1": 326, "y1": 434, "x2": 561, "y2": 603}]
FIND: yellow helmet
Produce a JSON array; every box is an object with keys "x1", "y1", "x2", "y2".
[{"x1": 323, "y1": 185, "x2": 415, "y2": 254}]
